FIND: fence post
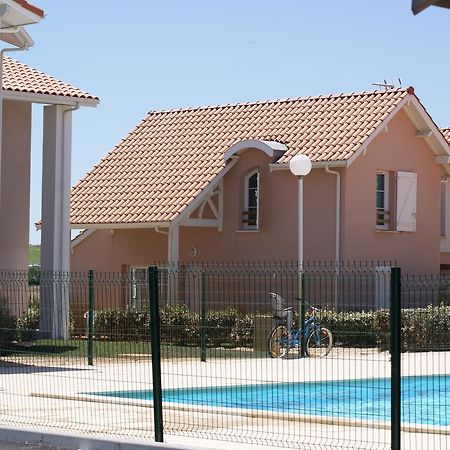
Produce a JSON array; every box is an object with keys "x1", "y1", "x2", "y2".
[
  {"x1": 300, "y1": 273, "x2": 306, "y2": 358},
  {"x1": 390, "y1": 267, "x2": 401, "y2": 450},
  {"x1": 200, "y1": 271, "x2": 207, "y2": 362},
  {"x1": 87, "y1": 270, "x2": 94, "y2": 366},
  {"x1": 148, "y1": 266, "x2": 163, "y2": 443}
]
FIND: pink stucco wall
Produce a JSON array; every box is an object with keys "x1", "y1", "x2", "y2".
[
  {"x1": 342, "y1": 109, "x2": 442, "y2": 274},
  {"x1": 71, "y1": 108, "x2": 443, "y2": 275},
  {"x1": 0, "y1": 100, "x2": 32, "y2": 270},
  {"x1": 178, "y1": 149, "x2": 337, "y2": 263},
  {"x1": 72, "y1": 149, "x2": 338, "y2": 271},
  {"x1": 71, "y1": 228, "x2": 168, "y2": 272}
]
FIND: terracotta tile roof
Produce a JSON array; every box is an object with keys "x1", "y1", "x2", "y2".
[
  {"x1": 441, "y1": 128, "x2": 450, "y2": 143},
  {"x1": 2, "y1": 56, "x2": 98, "y2": 101},
  {"x1": 71, "y1": 88, "x2": 410, "y2": 226}
]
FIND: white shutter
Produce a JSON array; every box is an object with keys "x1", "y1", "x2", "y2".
[{"x1": 396, "y1": 171, "x2": 417, "y2": 232}]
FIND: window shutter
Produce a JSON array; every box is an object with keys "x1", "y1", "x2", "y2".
[{"x1": 396, "y1": 171, "x2": 417, "y2": 232}]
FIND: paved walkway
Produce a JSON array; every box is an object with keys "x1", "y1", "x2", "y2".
[{"x1": 0, "y1": 349, "x2": 449, "y2": 449}]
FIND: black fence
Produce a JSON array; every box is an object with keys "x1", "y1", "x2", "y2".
[{"x1": 0, "y1": 262, "x2": 449, "y2": 449}]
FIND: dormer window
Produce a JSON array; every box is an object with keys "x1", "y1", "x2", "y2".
[{"x1": 242, "y1": 169, "x2": 259, "y2": 229}]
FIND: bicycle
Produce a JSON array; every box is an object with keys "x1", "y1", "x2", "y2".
[{"x1": 268, "y1": 292, "x2": 333, "y2": 358}]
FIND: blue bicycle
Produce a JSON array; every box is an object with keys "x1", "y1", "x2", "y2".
[{"x1": 268, "y1": 292, "x2": 333, "y2": 358}]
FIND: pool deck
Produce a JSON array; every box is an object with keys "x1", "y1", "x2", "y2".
[{"x1": 0, "y1": 348, "x2": 449, "y2": 450}]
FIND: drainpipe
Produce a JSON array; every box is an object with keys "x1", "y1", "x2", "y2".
[
  {"x1": 0, "y1": 43, "x2": 29, "y2": 212},
  {"x1": 325, "y1": 165, "x2": 341, "y2": 311}
]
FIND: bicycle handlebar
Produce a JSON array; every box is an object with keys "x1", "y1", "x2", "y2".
[{"x1": 293, "y1": 297, "x2": 321, "y2": 311}]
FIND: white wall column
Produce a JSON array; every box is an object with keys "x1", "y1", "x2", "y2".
[
  {"x1": 167, "y1": 224, "x2": 179, "y2": 305},
  {"x1": 40, "y1": 104, "x2": 73, "y2": 339},
  {"x1": 168, "y1": 224, "x2": 179, "y2": 265}
]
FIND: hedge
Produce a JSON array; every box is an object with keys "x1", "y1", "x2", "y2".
[
  {"x1": 92, "y1": 305, "x2": 254, "y2": 348},
  {"x1": 3, "y1": 302, "x2": 450, "y2": 353},
  {"x1": 91, "y1": 304, "x2": 450, "y2": 352}
]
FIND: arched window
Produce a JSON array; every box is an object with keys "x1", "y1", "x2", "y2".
[{"x1": 243, "y1": 169, "x2": 259, "y2": 229}]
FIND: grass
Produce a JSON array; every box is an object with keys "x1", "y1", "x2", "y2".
[
  {"x1": 2, "y1": 339, "x2": 263, "y2": 360},
  {"x1": 29, "y1": 245, "x2": 40, "y2": 265}
]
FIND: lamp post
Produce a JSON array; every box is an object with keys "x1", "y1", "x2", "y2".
[{"x1": 289, "y1": 154, "x2": 312, "y2": 356}]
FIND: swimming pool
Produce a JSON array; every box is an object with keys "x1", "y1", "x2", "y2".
[{"x1": 91, "y1": 374, "x2": 450, "y2": 427}]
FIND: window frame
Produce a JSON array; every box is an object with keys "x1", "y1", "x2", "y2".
[
  {"x1": 129, "y1": 266, "x2": 149, "y2": 308},
  {"x1": 243, "y1": 169, "x2": 260, "y2": 230},
  {"x1": 376, "y1": 171, "x2": 390, "y2": 230}
]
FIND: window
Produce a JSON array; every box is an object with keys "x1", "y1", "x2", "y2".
[
  {"x1": 376, "y1": 171, "x2": 417, "y2": 232},
  {"x1": 376, "y1": 172, "x2": 389, "y2": 230},
  {"x1": 129, "y1": 266, "x2": 169, "y2": 307},
  {"x1": 242, "y1": 169, "x2": 259, "y2": 229},
  {"x1": 130, "y1": 267, "x2": 149, "y2": 308}
]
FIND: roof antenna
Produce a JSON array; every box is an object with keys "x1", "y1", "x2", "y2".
[{"x1": 372, "y1": 78, "x2": 402, "y2": 90}]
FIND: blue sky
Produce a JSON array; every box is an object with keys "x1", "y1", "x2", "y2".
[{"x1": 19, "y1": 1, "x2": 450, "y2": 244}]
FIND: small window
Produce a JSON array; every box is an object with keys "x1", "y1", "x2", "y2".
[
  {"x1": 242, "y1": 170, "x2": 259, "y2": 229},
  {"x1": 376, "y1": 170, "x2": 417, "y2": 232},
  {"x1": 376, "y1": 172, "x2": 389, "y2": 230}
]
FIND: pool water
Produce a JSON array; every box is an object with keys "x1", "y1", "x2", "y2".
[{"x1": 91, "y1": 374, "x2": 450, "y2": 426}]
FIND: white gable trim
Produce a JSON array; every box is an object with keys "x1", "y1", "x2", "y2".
[
  {"x1": 347, "y1": 94, "x2": 450, "y2": 168},
  {"x1": 406, "y1": 95, "x2": 450, "y2": 156},
  {"x1": 224, "y1": 140, "x2": 287, "y2": 160},
  {"x1": 173, "y1": 156, "x2": 240, "y2": 226},
  {"x1": 346, "y1": 96, "x2": 410, "y2": 167}
]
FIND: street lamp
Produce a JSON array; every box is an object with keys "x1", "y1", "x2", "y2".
[
  {"x1": 289, "y1": 154, "x2": 312, "y2": 357},
  {"x1": 289, "y1": 154, "x2": 312, "y2": 280}
]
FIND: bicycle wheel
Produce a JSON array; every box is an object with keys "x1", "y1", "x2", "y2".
[
  {"x1": 306, "y1": 327, "x2": 332, "y2": 358},
  {"x1": 268, "y1": 325, "x2": 290, "y2": 358}
]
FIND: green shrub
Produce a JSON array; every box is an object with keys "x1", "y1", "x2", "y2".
[
  {"x1": 318, "y1": 309, "x2": 379, "y2": 347},
  {"x1": 376, "y1": 305, "x2": 450, "y2": 352},
  {"x1": 0, "y1": 305, "x2": 16, "y2": 351},
  {"x1": 160, "y1": 304, "x2": 197, "y2": 345},
  {"x1": 28, "y1": 266, "x2": 40, "y2": 286},
  {"x1": 15, "y1": 299, "x2": 75, "y2": 341},
  {"x1": 93, "y1": 306, "x2": 150, "y2": 341},
  {"x1": 16, "y1": 298, "x2": 40, "y2": 342}
]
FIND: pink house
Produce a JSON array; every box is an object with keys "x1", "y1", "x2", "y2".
[{"x1": 70, "y1": 87, "x2": 450, "y2": 280}]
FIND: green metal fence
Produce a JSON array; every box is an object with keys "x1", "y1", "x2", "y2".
[{"x1": 0, "y1": 262, "x2": 449, "y2": 449}]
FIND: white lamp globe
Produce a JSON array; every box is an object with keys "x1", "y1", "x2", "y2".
[{"x1": 289, "y1": 154, "x2": 312, "y2": 177}]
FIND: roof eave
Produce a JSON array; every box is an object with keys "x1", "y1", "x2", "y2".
[
  {"x1": 2, "y1": 89, "x2": 99, "y2": 107},
  {"x1": 0, "y1": 26, "x2": 34, "y2": 48},
  {"x1": 3, "y1": 0, "x2": 44, "y2": 24},
  {"x1": 68, "y1": 221, "x2": 170, "y2": 230},
  {"x1": 269, "y1": 160, "x2": 347, "y2": 172}
]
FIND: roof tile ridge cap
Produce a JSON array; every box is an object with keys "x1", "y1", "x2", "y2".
[
  {"x1": 3, "y1": 55, "x2": 99, "y2": 100},
  {"x1": 145, "y1": 97, "x2": 305, "y2": 115},
  {"x1": 146, "y1": 89, "x2": 412, "y2": 116}
]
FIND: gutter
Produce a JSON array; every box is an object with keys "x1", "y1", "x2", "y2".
[{"x1": 269, "y1": 160, "x2": 347, "y2": 172}]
